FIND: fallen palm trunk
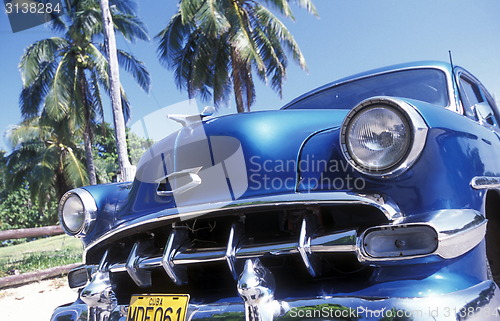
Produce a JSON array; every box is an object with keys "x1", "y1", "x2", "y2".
[
  {"x1": 0, "y1": 263, "x2": 81, "y2": 289},
  {"x1": 0, "y1": 225, "x2": 63, "y2": 241}
]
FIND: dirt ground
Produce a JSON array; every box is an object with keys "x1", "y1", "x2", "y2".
[{"x1": 0, "y1": 277, "x2": 77, "y2": 321}]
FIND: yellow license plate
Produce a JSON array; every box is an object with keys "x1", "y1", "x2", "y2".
[{"x1": 127, "y1": 294, "x2": 189, "y2": 321}]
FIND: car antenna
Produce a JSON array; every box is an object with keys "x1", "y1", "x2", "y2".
[
  {"x1": 448, "y1": 50, "x2": 455, "y2": 70},
  {"x1": 448, "y1": 50, "x2": 462, "y2": 107}
]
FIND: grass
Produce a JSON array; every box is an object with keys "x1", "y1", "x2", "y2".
[{"x1": 0, "y1": 234, "x2": 83, "y2": 277}]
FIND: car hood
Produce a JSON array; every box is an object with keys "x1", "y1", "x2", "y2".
[{"x1": 119, "y1": 109, "x2": 350, "y2": 220}]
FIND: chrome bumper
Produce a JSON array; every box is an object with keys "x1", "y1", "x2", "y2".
[
  {"x1": 52, "y1": 194, "x2": 496, "y2": 321},
  {"x1": 51, "y1": 280, "x2": 500, "y2": 321}
]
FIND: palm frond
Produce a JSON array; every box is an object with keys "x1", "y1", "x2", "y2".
[
  {"x1": 255, "y1": 5, "x2": 306, "y2": 69},
  {"x1": 89, "y1": 71, "x2": 105, "y2": 124},
  {"x1": 19, "y1": 59, "x2": 59, "y2": 119},
  {"x1": 72, "y1": 7, "x2": 101, "y2": 38},
  {"x1": 113, "y1": 14, "x2": 149, "y2": 42},
  {"x1": 44, "y1": 51, "x2": 76, "y2": 121},
  {"x1": 39, "y1": 144, "x2": 59, "y2": 172},
  {"x1": 63, "y1": 146, "x2": 88, "y2": 187},
  {"x1": 172, "y1": 29, "x2": 198, "y2": 93},
  {"x1": 260, "y1": 0, "x2": 294, "y2": 19},
  {"x1": 117, "y1": 49, "x2": 151, "y2": 92},
  {"x1": 120, "y1": 86, "x2": 132, "y2": 123},
  {"x1": 110, "y1": 0, "x2": 136, "y2": 16},
  {"x1": 291, "y1": 0, "x2": 319, "y2": 17},
  {"x1": 179, "y1": 0, "x2": 204, "y2": 24},
  {"x1": 4, "y1": 121, "x2": 41, "y2": 149},
  {"x1": 157, "y1": 0, "x2": 315, "y2": 112},
  {"x1": 189, "y1": 32, "x2": 218, "y2": 100},
  {"x1": 48, "y1": 12, "x2": 68, "y2": 33},
  {"x1": 194, "y1": 0, "x2": 231, "y2": 37},
  {"x1": 72, "y1": 68, "x2": 100, "y2": 128},
  {"x1": 156, "y1": 12, "x2": 192, "y2": 67},
  {"x1": 241, "y1": 63, "x2": 256, "y2": 110},
  {"x1": 87, "y1": 43, "x2": 110, "y2": 92},
  {"x1": 212, "y1": 36, "x2": 232, "y2": 106},
  {"x1": 19, "y1": 37, "x2": 68, "y2": 86},
  {"x1": 226, "y1": 3, "x2": 265, "y2": 72},
  {"x1": 6, "y1": 149, "x2": 42, "y2": 191}
]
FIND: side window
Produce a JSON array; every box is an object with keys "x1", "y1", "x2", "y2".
[
  {"x1": 481, "y1": 88, "x2": 500, "y2": 128},
  {"x1": 459, "y1": 76, "x2": 483, "y2": 118},
  {"x1": 459, "y1": 74, "x2": 499, "y2": 128}
]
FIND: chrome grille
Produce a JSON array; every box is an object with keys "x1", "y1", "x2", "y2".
[
  {"x1": 108, "y1": 219, "x2": 358, "y2": 287},
  {"x1": 84, "y1": 203, "x2": 390, "y2": 303}
]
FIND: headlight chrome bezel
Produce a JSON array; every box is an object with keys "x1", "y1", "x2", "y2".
[
  {"x1": 58, "y1": 188, "x2": 97, "y2": 237},
  {"x1": 340, "y1": 97, "x2": 428, "y2": 177}
]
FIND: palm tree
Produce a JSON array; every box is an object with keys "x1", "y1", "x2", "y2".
[
  {"x1": 157, "y1": 0, "x2": 317, "y2": 113},
  {"x1": 19, "y1": 0, "x2": 150, "y2": 185},
  {"x1": 5, "y1": 117, "x2": 87, "y2": 208},
  {"x1": 99, "y1": 0, "x2": 134, "y2": 182}
]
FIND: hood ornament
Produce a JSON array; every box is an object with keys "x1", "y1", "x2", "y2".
[
  {"x1": 156, "y1": 167, "x2": 202, "y2": 197},
  {"x1": 237, "y1": 259, "x2": 289, "y2": 321},
  {"x1": 167, "y1": 106, "x2": 215, "y2": 127}
]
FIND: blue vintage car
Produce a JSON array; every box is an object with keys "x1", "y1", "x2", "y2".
[{"x1": 51, "y1": 61, "x2": 500, "y2": 321}]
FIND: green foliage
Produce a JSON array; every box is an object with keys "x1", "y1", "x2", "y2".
[
  {"x1": 93, "y1": 122, "x2": 153, "y2": 183},
  {"x1": 9, "y1": 0, "x2": 151, "y2": 213},
  {"x1": 0, "y1": 187, "x2": 56, "y2": 230},
  {"x1": 1, "y1": 148, "x2": 58, "y2": 230},
  {"x1": 128, "y1": 129, "x2": 154, "y2": 165},
  {"x1": 5, "y1": 117, "x2": 87, "y2": 208},
  {"x1": 1, "y1": 119, "x2": 151, "y2": 230},
  {"x1": 18, "y1": 0, "x2": 150, "y2": 185},
  {"x1": 157, "y1": 0, "x2": 317, "y2": 112}
]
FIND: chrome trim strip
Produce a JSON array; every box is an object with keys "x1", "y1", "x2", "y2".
[
  {"x1": 84, "y1": 192, "x2": 402, "y2": 258},
  {"x1": 471, "y1": 176, "x2": 500, "y2": 190},
  {"x1": 108, "y1": 228, "x2": 358, "y2": 275}
]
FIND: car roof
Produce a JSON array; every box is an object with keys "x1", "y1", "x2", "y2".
[{"x1": 281, "y1": 61, "x2": 454, "y2": 110}]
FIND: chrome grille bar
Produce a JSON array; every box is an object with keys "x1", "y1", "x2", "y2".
[{"x1": 109, "y1": 221, "x2": 358, "y2": 285}]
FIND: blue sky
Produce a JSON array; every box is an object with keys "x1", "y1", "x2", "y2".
[{"x1": 1, "y1": 0, "x2": 500, "y2": 151}]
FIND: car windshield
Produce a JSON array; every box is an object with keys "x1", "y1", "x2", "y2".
[{"x1": 285, "y1": 68, "x2": 449, "y2": 110}]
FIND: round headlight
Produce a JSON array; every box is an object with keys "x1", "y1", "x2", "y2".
[
  {"x1": 61, "y1": 195, "x2": 85, "y2": 233},
  {"x1": 347, "y1": 106, "x2": 411, "y2": 170},
  {"x1": 58, "y1": 188, "x2": 97, "y2": 237},
  {"x1": 341, "y1": 97, "x2": 428, "y2": 177}
]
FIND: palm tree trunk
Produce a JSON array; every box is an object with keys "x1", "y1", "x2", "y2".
[
  {"x1": 83, "y1": 130, "x2": 97, "y2": 185},
  {"x1": 99, "y1": 0, "x2": 134, "y2": 182},
  {"x1": 79, "y1": 70, "x2": 98, "y2": 185},
  {"x1": 231, "y1": 49, "x2": 246, "y2": 113}
]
